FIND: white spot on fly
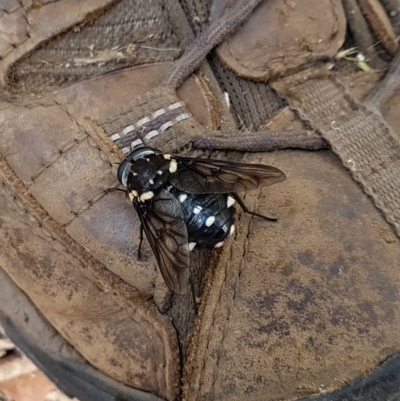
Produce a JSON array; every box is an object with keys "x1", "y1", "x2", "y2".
[
  {"x1": 179, "y1": 193, "x2": 187, "y2": 203},
  {"x1": 229, "y1": 224, "x2": 235, "y2": 236},
  {"x1": 227, "y1": 195, "x2": 235, "y2": 208},
  {"x1": 129, "y1": 190, "x2": 138, "y2": 201},
  {"x1": 169, "y1": 159, "x2": 178, "y2": 173},
  {"x1": 193, "y1": 205, "x2": 203, "y2": 215},
  {"x1": 149, "y1": 179, "x2": 154, "y2": 185},
  {"x1": 214, "y1": 241, "x2": 224, "y2": 248},
  {"x1": 188, "y1": 242, "x2": 196, "y2": 251},
  {"x1": 163, "y1": 154, "x2": 171, "y2": 160},
  {"x1": 132, "y1": 172, "x2": 137, "y2": 176},
  {"x1": 139, "y1": 191, "x2": 154, "y2": 202},
  {"x1": 157, "y1": 170, "x2": 163, "y2": 175},
  {"x1": 205, "y1": 216, "x2": 215, "y2": 227}
]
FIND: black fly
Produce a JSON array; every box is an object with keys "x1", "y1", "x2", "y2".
[{"x1": 117, "y1": 147, "x2": 285, "y2": 294}]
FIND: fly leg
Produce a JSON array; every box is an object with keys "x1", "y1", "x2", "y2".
[
  {"x1": 232, "y1": 193, "x2": 277, "y2": 222},
  {"x1": 138, "y1": 224, "x2": 144, "y2": 259}
]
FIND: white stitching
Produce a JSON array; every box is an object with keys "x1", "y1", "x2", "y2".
[
  {"x1": 144, "y1": 130, "x2": 160, "y2": 140},
  {"x1": 136, "y1": 116, "x2": 151, "y2": 127},
  {"x1": 153, "y1": 108, "x2": 166, "y2": 118},
  {"x1": 130, "y1": 138, "x2": 144, "y2": 149},
  {"x1": 175, "y1": 113, "x2": 190, "y2": 122},
  {"x1": 168, "y1": 102, "x2": 182, "y2": 110},
  {"x1": 160, "y1": 122, "x2": 173, "y2": 131},
  {"x1": 122, "y1": 125, "x2": 135, "y2": 136},
  {"x1": 110, "y1": 133, "x2": 121, "y2": 141}
]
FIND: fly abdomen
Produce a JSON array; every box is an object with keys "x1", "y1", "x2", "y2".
[{"x1": 169, "y1": 188, "x2": 235, "y2": 249}]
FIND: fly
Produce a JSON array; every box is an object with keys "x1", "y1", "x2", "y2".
[{"x1": 117, "y1": 147, "x2": 285, "y2": 294}]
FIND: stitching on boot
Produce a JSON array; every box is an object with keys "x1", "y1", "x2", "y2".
[
  {"x1": 29, "y1": 136, "x2": 86, "y2": 182},
  {"x1": 0, "y1": 151, "x2": 153, "y2": 299},
  {"x1": 272, "y1": 70, "x2": 400, "y2": 237},
  {"x1": 0, "y1": 152, "x2": 181, "y2": 396},
  {"x1": 110, "y1": 101, "x2": 191, "y2": 154},
  {"x1": 23, "y1": 103, "x2": 118, "y2": 214},
  {"x1": 0, "y1": 6, "x2": 30, "y2": 60}
]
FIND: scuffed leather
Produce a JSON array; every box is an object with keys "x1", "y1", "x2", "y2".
[
  {"x1": 0, "y1": 0, "x2": 116, "y2": 86},
  {"x1": 0, "y1": 61, "x2": 218, "y2": 398},
  {"x1": 183, "y1": 148, "x2": 400, "y2": 401},
  {"x1": 2, "y1": 1, "x2": 400, "y2": 401},
  {"x1": 0, "y1": 1, "x2": 219, "y2": 399},
  {"x1": 211, "y1": 0, "x2": 346, "y2": 80}
]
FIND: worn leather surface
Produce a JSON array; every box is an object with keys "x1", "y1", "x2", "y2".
[
  {"x1": 183, "y1": 147, "x2": 400, "y2": 401},
  {"x1": 0, "y1": 60, "x2": 219, "y2": 399},
  {"x1": 1, "y1": 1, "x2": 400, "y2": 401},
  {"x1": 0, "y1": 0, "x2": 116, "y2": 86},
  {"x1": 0, "y1": 266, "x2": 165, "y2": 401},
  {"x1": 211, "y1": 0, "x2": 346, "y2": 80},
  {"x1": 0, "y1": 1, "x2": 218, "y2": 399},
  {"x1": 181, "y1": 65, "x2": 400, "y2": 400}
]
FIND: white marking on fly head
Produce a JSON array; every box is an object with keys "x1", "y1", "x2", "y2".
[
  {"x1": 227, "y1": 195, "x2": 236, "y2": 208},
  {"x1": 188, "y1": 242, "x2": 196, "y2": 251},
  {"x1": 163, "y1": 154, "x2": 171, "y2": 160},
  {"x1": 140, "y1": 191, "x2": 154, "y2": 202},
  {"x1": 169, "y1": 159, "x2": 178, "y2": 173},
  {"x1": 157, "y1": 170, "x2": 163, "y2": 175},
  {"x1": 178, "y1": 193, "x2": 187, "y2": 203},
  {"x1": 122, "y1": 125, "x2": 135, "y2": 136},
  {"x1": 229, "y1": 224, "x2": 235, "y2": 236},
  {"x1": 193, "y1": 205, "x2": 203, "y2": 215},
  {"x1": 129, "y1": 190, "x2": 138, "y2": 201},
  {"x1": 149, "y1": 179, "x2": 154, "y2": 185},
  {"x1": 214, "y1": 241, "x2": 224, "y2": 248},
  {"x1": 205, "y1": 216, "x2": 216, "y2": 227}
]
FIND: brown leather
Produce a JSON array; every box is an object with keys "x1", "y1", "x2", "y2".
[
  {"x1": 184, "y1": 147, "x2": 400, "y2": 400},
  {"x1": 0, "y1": 0, "x2": 116, "y2": 86},
  {"x1": 0, "y1": 2, "x2": 218, "y2": 399},
  {"x1": 1, "y1": 2, "x2": 400, "y2": 401},
  {"x1": 211, "y1": 0, "x2": 346, "y2": 80},
  {"x1": 0, "y1": 59, "x2": 220, "y2": 397},
  {"x1": 180, "y1": 50, "x2": 400, "y2": 401}
]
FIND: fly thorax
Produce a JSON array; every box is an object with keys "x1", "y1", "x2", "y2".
[{"x1": 126, "y1": 156, "x2": 170, "y2": 202}]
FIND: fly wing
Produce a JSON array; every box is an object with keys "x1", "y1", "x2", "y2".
[
  {"x1": 133, "y1": 189, "x2": 190, "y2": 294},
  {"x1": 170, "y1": 157, "x2": 286, "y2": 194}
]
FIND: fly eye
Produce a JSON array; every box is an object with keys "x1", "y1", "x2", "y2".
[{"x1": 117, "y1": 159, "x2": 132, "y2": 187}]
